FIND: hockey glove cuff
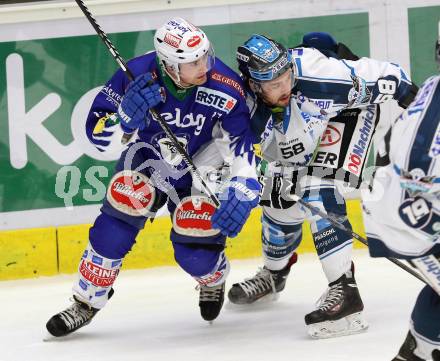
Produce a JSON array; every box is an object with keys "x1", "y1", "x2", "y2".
[{"x1": 211, "y1": 177, "x2": 261, "y2": 238}]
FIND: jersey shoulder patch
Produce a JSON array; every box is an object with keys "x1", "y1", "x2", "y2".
[{"x1": 209, "y1": 58, "x2": 246, "y2": 98}]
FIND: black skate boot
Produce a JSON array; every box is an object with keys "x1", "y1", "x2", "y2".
[
  {"x1": 305, "y1": 267, "x2": 368, "y2": 338},
  {"x1": 392, "y1": 331, "x2": 429, "y2": 361},
  {"x1": 228, "y1": 253, "x2": 298, "y2": 304},
  {"x1": 199, "y1": 283, "x2": 225, "y2": 321},
  {"x1": 46, "y1": 288, "x2": 114, "y2": 337}
]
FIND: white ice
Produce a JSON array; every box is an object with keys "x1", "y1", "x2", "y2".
[{"x1": 0, "y1": 249, "x2": 423, "y2": 361}]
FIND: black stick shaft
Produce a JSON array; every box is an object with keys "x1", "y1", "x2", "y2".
[{"x1": 292, "y1": 196, "x2": 427, "y2": 285}]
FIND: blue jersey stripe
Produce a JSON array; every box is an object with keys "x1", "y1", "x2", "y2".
[
  {"x1": 294, "y1": 79, "x2": 352, "y2": 103},
  {"x1": 295, "y1": 58, "x2": 302, "y2": 77},
  {"x1": 297, "y1": 75, "x2": 353, "y2": 84}
]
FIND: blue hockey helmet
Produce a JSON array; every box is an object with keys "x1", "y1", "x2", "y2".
[{"x1": 236, "y1": 34, "x2": 292, "y2": 83}]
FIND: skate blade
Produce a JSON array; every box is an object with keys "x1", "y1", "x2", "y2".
[
  {"x1": 226, "y1": 292, "x2": 280, "y2": 308},
  {"x1": 307, "y1": 312, "x2": 369, "y2": 339}
]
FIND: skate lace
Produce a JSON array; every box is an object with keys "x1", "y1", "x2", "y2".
[
  {"x1": 58, "y1": 300, "x2": 94, "y2": 331},
  {"x1": 238, "y1": 268, "x2": 276, "y2": 297},
  {"x1": 198, "y1": 284, "x2": 223, "y2": 302},
  {"x1": 315, "y1": 282, "x2": 344, "y2": 311}
]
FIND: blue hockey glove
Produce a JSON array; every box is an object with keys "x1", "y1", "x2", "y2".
[
  {"x1": 211, "y1": 177, "x2": 261, "y2": 238},
  {"x1": 118, "y1": 73, "x2": 163, "y2": 133}
]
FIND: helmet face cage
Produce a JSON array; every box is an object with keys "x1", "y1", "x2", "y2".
[
  {"x1": 237, "y1": 34, "x2": 292, "y2": 84},
  {"x1": 154, "y1": 17, "x2": 214, "y2": 83}
]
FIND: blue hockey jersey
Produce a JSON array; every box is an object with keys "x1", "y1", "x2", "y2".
[{"x1": 86, "y1": 51, "x2": 256, "y2": 181}]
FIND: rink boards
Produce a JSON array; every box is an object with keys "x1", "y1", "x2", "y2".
[{"x1": 0, "y1": 200, "x2": 366, "y2": 281}]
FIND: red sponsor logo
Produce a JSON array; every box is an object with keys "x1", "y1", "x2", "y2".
[
  {"x1": 164, "y1": 32, "x2": 182, "y2": 48},
  {"x1": 320, "y1": 125, "x2": 341, "y2": 146},
  {"x1": 108, "y1": 172, "x2": 155, "y2": 215},
  {"x1": 173, "y1": 197, "x2": 220, "y2": 237},
  {"x1": 225, "y1": 99, "x2": 236, "y2": 111},
  {"x1": 79, "y1": 260, "x2": 119, "y2": 287},
  {"x1": 347, "y1": 153, "x2": 362, "y2": 175},
  {"x1": 187, "y1": 35, "x2": 201, "y2": 47},
  {"x1": 211, "y1": 72, "x2": 245, "y2": 98},
  {"x1": 197, "y1": 271, "x2": 223, "y2": 286}
]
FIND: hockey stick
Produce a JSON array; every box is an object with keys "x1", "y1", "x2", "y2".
[
  {"x1": 288, "y1": 194, "x2": 428, "y2": 285},
  {"x1": 74, "y1": 0, "x2": 220, "y2": 207}
]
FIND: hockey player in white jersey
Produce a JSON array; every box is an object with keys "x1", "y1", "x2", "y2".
[
  {"x1": 363, "y1": 34, "x2": 440, "y2": 361},
  {"x1": 228, "y1": 33, "x2": 417, "y2": 338}
]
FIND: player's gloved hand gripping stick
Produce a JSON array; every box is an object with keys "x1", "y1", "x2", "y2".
[{"x1": 74, "y1": 0, "x2": 220, "y2": 208}]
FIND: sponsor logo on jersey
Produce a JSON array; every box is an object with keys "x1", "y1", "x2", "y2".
[
  {"x1": 343, "y1": 105, "x2": 376, "y2": 176},
  {"x1": 164, "y1": 32, "x2": 182, "y2": 48},
  {"x1": 313, "y1": 99, "x2": 333, "y2": 110},
  {"x1": 314, "y1": 228, "x2": 335, "y2": 241},
  {"x1": 311, "y1": 122, "x2": 344, "y2": 169},
  {"x1": 320, "y1": 125, "x2": 341, "y2": 146},
  {"x1": 195, "y1": 87, "x2": 237, "y2": 113},
  {"x1": 211, "y1": 72, "x2": 245, "y2": 98},
  {"x1": 173, "y1": 196, "x2": 220, "y2": 237},
  {"x1": 312, "y1": 151, "x2": 338, "y2": 167},
  {"x1": 107, "y1": 170, "x2": 156, "y2": 216},
  {"x1": 160, "y1": 108, "x2": 206, "y2": 135},
  {"x1": 298, "y1": 95, "x2": 333, "y2": 111},
  {"x1": 187, "y1": 35, "x2": 201, "y2": 47},
  {"x1": 409, "y1": 77, "x2": 436, "y2": 116},
  {"x1": 100, "y1": 83, "x2": 123, "y2": 107},
  {"x1": 79, "y1": 259, "x2": 119, "y2": 287},
  {"x1": 157, "y1": 136, "x2": 188, "y2": 166}
]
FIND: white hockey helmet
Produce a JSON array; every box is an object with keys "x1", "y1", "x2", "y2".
[{"x1": 154, "y1": 17, "x2": 214, "y2": 83}]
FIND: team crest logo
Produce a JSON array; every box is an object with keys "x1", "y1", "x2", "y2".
[{"x1": 157, "y1": 136, "x2": 188, "y2": 166}]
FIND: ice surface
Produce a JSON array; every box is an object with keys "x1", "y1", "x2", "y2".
[{"x1": 0, "y1": 250, "x2": 422, "y2": 361}]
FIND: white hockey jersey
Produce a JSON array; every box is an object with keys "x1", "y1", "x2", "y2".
[
  {"x1": 250, "y1": 47, "x2": 413, "y2": 175},
  {"x1": 363, "y1": 75, "x2": 440, "y2": 257}
]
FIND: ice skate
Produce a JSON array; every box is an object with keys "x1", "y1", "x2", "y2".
[
  {"x1": 391, "y1": 331, "x2": 436, "y2": 361},
  {"x1": 46, "y1": 289, "x2": 114, "y2": 337},
  {"x1": 305, "y1": 269, "x2": 368, "y2": 339},
  {"x1": 228, "y1": 253, "x2": 298, "y2": 304},
  {"x1": 199, "y1": 283, "x2": 225, "y2": 322}
]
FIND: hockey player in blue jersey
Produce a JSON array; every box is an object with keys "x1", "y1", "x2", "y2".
[
  {"x1": 228, "y1": 33, "x2": 416, "y2": 338},
  {"x1": 363, "y1": 33, "x2": 440, "y2": 361},
  {"x1": 45, "y1": 17, "x2": 260, "y2": 337}
]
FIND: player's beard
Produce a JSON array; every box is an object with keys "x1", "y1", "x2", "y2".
[{"x1": 261, "y1": 91, "x2": 291, "y2": 108}]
